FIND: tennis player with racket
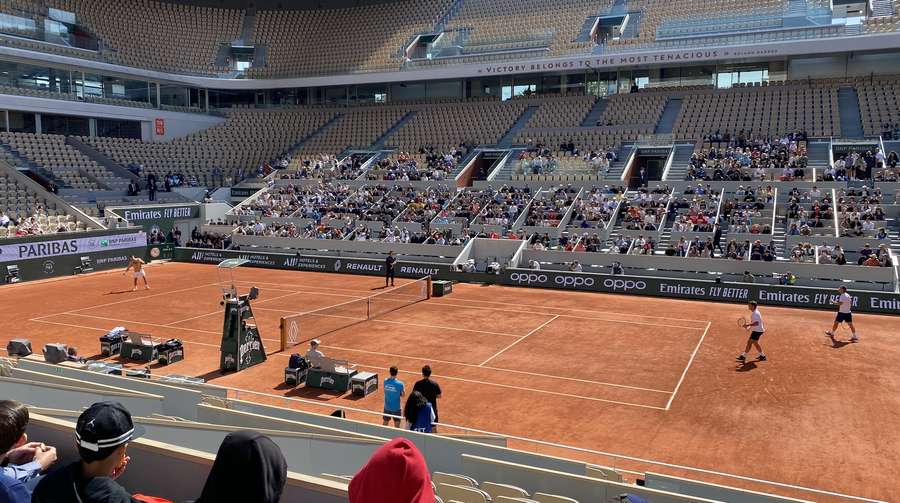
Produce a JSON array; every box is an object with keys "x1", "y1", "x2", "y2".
[
  {"x1": 825, "y1": 286, "x2": 859, "y2": 343},
  {"x1": 736, "y1": 301, "x2": 767, "y2": 363}
]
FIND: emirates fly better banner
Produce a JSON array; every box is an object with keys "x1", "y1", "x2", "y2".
[{"x1": 0, "y1": 231, "x2": 146, "y2": 264}]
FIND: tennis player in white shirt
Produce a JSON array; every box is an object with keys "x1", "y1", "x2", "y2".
[
  {"x1": 737, "y1": 301, "x2": 767, "y2": 362},
  {"x1": 825, "y1": 286, "x2": 859, "y2": 342}
]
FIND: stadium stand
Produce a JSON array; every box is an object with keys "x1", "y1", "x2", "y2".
[
  {"x1": 48, "y1": 0, "x2": 243, "y2": 75},
  {"x1": 248, "y1": 0, "x2": 451, "y2": 78},
  {"x1": 84, "y1": 109, "x2": 338, "y2": 186}
]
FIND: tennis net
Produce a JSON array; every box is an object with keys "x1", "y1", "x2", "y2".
[{"x1": 280, "y1": 277, "x2": 431, "y2": 351}]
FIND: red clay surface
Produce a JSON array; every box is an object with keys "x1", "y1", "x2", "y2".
[{"x1": 4, "y1": 261, "x2": 899, "y2": 502}]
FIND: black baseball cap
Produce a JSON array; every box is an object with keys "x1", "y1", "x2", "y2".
[{"x1": 75, "y1": 402, "x2": 138, "y2": 453}]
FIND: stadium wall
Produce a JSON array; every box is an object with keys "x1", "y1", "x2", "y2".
[
  {"x1": 0, "y1": 228, "x2": 147, "y2": 283},
  {"x1": 174, "y1": 248, "x2": 900, "y2": 315}
]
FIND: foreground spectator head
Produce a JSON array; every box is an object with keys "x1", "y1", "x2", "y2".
[
  {"x1": 0, "y1": 400, "x2": 29, "y2": 453},
  {"x1": 32, "y1": 402, "x2": 136, "y2": 503},
  {"x1": 349, "y1": 438, "x2": 433, "y2": 503},
  {"x1": 196, "y1": 431, "x2": 287, "y2": 503}
]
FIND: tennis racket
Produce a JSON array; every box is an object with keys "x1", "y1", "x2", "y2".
[{"x1": 736, "y1": 317, "x2": 748, "y2": 329}]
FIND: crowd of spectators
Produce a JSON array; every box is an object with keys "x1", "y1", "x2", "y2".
[
  {"x1": 147, "y1": 227, "x2": 181, "y2": 245},
  {"x1": 476, "y1": 186, "x2": 532, "y2": 227},
  {"x1": 0, "y1": 209, "x2": 70, "y2": 237},
  {"x1": 569, "y1": 185, "x2": 625, "y2": 230},
  {"x1": 524, "y1": 186, "x2": 578, "y2": 227},
  {"x1": 186, "y1": 227, "x2": 230, "y2": 249},
  {"x1": 619, "y1": 186, "x2": 670, "y2": 231},
  {"x1": 688, "y1": 134, "x2": 809, "y2": 182},
  {"x1": 823, "y1": 149, "x2": 885, "y2": 181}
]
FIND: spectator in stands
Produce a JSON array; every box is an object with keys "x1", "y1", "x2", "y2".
[
  {"x1": 742, "y1": 271, "x2": 755, "y2": 283},
  {"x1": 193, "y1": 431, "x2": 287, "y2": 503},
  {"x1": 528, "y1": 259, "x2": 540, "y2": 270},
  {"x1": 147, "y1": 174, "x2": 157, "y2": 202},
  {"x1": 348, "y1": 438, "x2": 434, "y2": 503},
  {"x1": 0, "y1": 400, "x2": 57, "y2": 493},
  {"x1": 0, "y1": 212, "x2": 9, "y2": 228},
  {"x1": 403, "y1": 391, "x2": 435, "y2": 433},
  {"x1": 32, "y1": 402, "x2": 139, "y2": 503},
  {"x1": 568, "y1": 261, "x2": 583, "y2": 272},
  {"x1": 126, "y1": 181, "x2": 139, "y2": 197},
  {"x1": 412, "y1": 366, "x2": 441, "y2": 432},
  {"x1": 383, "y1": 366, "x2": 405, "y2": 428}
]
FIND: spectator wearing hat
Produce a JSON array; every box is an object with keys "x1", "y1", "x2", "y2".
[
  {"x1": 32, "y1": 402, "x2": 140, "y2": 503},
  {"x1": 193, "y1": 431, "x2": 287, "y2": 503},
  {"x1": 349, "y1": 438, "x2": 434, "y2": 503}
]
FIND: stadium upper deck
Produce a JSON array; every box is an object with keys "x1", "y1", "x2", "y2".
[{"x1": 0, "y1": 0, "x2": 898, "y2": 82}]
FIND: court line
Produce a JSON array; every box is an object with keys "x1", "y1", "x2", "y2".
[
  {"x1": 251, "y1": 306, "x2": 523, "y2": 338},
  {"x1": 232, "y1": 278, "x2": 406, "y2": 295},
  {"x1": 318, "y1": 343, "x2": 672, "y2": 394},
  {"x1": 479, "y1": 315, "x2": 560, "y2": 366},
  {"x1": 665, "y1": 320, "x2": 711, "y2": 411},
  {"x1": 428, "y1": 301, "x2": 706, "y2": 330},
  {"x1": 436, "y1": 296, "x2": 711, "y2": 325},
  {"x1": 66, "y1": 282, "x2": 221, "y2": 314},
  {"x1": 232, "y1": 280, "x2": 367, "y2": 299},
  {"x1": 26, "y1": 317, "x2": 665, "y2": 410},
  {"x1": 164, "y1": 289, "x2": 320, "y2": 326}
]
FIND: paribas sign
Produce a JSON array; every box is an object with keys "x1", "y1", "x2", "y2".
[{"x1": 0, "y1": 232, "x2": 146, "y2": 263}]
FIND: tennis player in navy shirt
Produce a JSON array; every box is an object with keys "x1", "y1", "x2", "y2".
[
  {"x1": 382, "y1": 366, "x2": 405, "y2": 427},
  {"x1": 385, "y1": 251, "x2": 396, "y2": 287}
]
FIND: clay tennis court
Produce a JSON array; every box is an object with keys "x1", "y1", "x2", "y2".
[{"x1": 4, "y1": 261, "x2": 898, "y2": 502}]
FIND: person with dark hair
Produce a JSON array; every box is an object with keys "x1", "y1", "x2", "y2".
[
  {"x1": 382, "y1": 366, "x2": 405, "y2": 428},
  {"x1": 412, "y1": 366, "x2": 442, "y2": 432},
  {"x1": 736, "y1": 301, "x2": 767, "y2": 363},
  {"x1": 32, "y1": 402, "x2": 139, "y2": 503},
  {"x1": 194, "y1": 431, "x2": 287, "y2": 503},
  {"x1": 403, "y1": 392, "x2": 435, "y2": 433},
  {"x1": 348, "y1": 438, "x2": 434, "y2": 503},
  {"x1": 385, "y1": 250, "x2": 397, "y2": 287},
  {"x1": 0, "y1": 400, "x2": 56, "y2": 501}
]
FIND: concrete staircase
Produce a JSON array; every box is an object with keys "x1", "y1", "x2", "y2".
[
  {"x1": 620, "y1": 11, "x2": 643, "y2": 39},
  {"x1": 581, "y1": 98, "x2": 608, "y2": 127},
  {"x1": 606, "y1": 142, "x2": 636, "y2": 180},
  {"x1": 654, "y1": 98, "x2": 682, "y2": 134},
  {"x1": 494, "y1": 148, "x2": 526, "y2": 180},
  {"x1": 871, "y1": 0, "x2": 895, "y2": 17},
  {"x1": 771, "y1": 218, "x2": 787, "y2": 258},
  {"x1": 498, "y1": 106, "x2": 540, "y2": 147},
  {"x1": 372, "y1": 111, "x2": 417, "y2": 149},
  {"x1": 575, "y1": 16, "x2": 599, "y2": 42},
  {"x1": 664, "y1": 143, "x2": 694, "y2": 181},
  {"x1": 284, "y1": 114, "x2": 344, "y2": 158},
  {"x1": 806, "y1": 140, "x2": 831, "y2": 179},
  {"x1": 838, "y1": 87, "x2": 865, "y2": 139},
  {"x1": 66, "y1": 137, "x2": 138, "y2": 192}
]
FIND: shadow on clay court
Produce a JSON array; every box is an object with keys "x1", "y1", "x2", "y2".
[
  {"x1": 105, "y1": 289, "x2": 137, "y2": 296},
  {"x1": 735, "y1": 362, "x2": 758, "y2": 372},
  {"x1": 286, "y1": 386, "x2": 344, "y2": 401},
  {"x1": 827, "y1": 340, "x2": 852, "y2": 349}
]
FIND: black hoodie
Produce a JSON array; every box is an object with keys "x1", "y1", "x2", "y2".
[
  {"x1": 31, "y1": 462, "x2": 138, "y2": 503},
  {"x1": 194, "y1": 431, "x2": 287, "y2": 503}
]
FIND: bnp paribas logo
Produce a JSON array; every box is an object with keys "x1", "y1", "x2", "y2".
[{"x1": 99, "y1": 239, "x2": 109, "y2": 247}]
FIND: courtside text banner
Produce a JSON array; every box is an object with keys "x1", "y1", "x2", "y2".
[{"x1": 0, "y1": 231, "x2": 146, "y2": 263}]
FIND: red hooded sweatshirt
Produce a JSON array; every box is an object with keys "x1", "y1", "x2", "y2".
[{"x1": 349, "y1": 438, "x2": 434, "y2": 503}]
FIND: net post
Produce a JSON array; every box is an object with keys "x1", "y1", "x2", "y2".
[
  {"x1": 426, "y1": 276, "x2": 433, "y2": 299},
  {"x1": 279, "y1": 317, "x2": 286, "y2": 352}
]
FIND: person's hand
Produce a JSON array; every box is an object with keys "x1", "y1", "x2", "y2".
[
  {"x1": 33, "y1": 445, "x2": 57, "y2": 470},
  {"x1": 110, "y1": 455, "x2": 130, "y2": 479},
  {"x1": 3, "y1": 442, "x2": 44, "y2": 464}
]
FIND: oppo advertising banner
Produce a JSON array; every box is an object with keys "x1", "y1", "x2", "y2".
[
  {"x1": 0, "y1": 231, "x2": 147, "y2": 264},
  {"x1": 501, "y1": 268, "x2": 900, "y2": 315}
]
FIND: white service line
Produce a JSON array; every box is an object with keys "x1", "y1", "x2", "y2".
[
  {"x1": 318, "y1": 339, "x2": 671, "y2": 394},
  {"x1": 665, "y1": 320, "x2": 711, "y2": 411},
  {"x1": 478, "y1": 315, "x2": 560, "y2": 366},
  {"x1": 66, "y1": 282, "x2": 221, "y2": 313},
  {"x1": 438, "y1": 296, "x2": 711, "y2": 325},
  {"x1": 429, "y1": 301, "x2": 707, "y2": 330},
  {"x1": 164, "y1": 289, "x2": 314, "y2": 326}
]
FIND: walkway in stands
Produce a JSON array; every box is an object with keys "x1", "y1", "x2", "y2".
[{"x1": 7, "y1": 262, "x2": 899, "y2": 503}]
